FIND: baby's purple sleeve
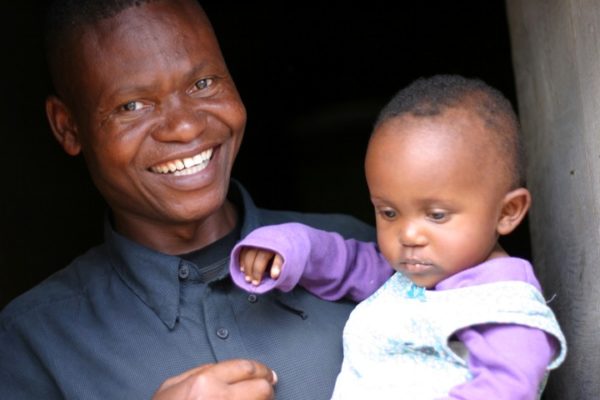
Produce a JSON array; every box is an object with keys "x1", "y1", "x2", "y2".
[
  {"x1": 229, "y1": 223, "x2": 393, "y2": 300},
  {"x1": 435, "y1": 258, "x2": 560, "y2": 399},
  {"x1": 443, "y1": 324, "x2": 559, "y2": 400}
]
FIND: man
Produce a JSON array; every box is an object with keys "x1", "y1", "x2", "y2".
[{"x1": 0, "y1": 1, "x2": 374, "y2": 399}]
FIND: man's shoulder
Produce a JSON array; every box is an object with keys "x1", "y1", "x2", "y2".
[
  {"x1": 256, "y1": 208, "x2": 375, "y2": 241},
  {"x1": 1, "y1": 244, "x2": 110, "y2": 328}
]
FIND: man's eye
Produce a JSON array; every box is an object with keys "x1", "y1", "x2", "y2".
[
  {"x1": 121, "y1": 101, "x2": 144, "y2": 112},
  {"x1": 194, "y1": 78, "x2": 213, "y2": 90}
]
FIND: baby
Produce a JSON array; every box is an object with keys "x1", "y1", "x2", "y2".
[{"x1": 229, "y1": 75, "x2": 566, "y2": 399}]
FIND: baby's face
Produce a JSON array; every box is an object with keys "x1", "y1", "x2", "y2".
[{"x1": 365, "y1": 110, "x2": 510, "y2": 288}]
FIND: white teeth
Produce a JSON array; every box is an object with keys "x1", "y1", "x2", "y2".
[
  {"x1": 183, "y1": 158, "x2": 194, "y2": 168},
  {"x1": 151, "y1": 148, "x2": 214, "y2": 175},
  {"x1": 174, "y1": 164, "x2": 206, "y2": 176}
]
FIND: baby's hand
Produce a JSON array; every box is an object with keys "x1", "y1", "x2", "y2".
[{"x1": 239, "y1": 247, "x2": 284, "y2": 286}]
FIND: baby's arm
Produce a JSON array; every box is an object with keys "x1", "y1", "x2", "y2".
[
  {"x1": 443, "y1": 324, "x2": 558, "y2": 400},
  {"x1": 230, "y1": 222, "x2": 393, "y2": 301}
]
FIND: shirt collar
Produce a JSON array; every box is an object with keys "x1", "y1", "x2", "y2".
[
  {"x1": 105, "y1": 179, "x2": 259, "y2": 329},
  {"x1": 234, "y1": 180, "x2": 262, "y2": 237}
]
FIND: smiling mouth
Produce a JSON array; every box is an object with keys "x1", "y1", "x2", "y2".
[{"x1": 150, "y1": 148, "x2": 214, "y2": 176}]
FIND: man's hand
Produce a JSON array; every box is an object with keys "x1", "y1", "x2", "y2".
[
  {"x1": 239, "y1": 247, "x2": 284, "y2": 286},
  {"x1": 153, "y1": 359, "x2": 277, "y2": 400}
]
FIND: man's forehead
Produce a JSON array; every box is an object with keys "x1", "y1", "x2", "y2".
[
  {"x1": 66, "y1": 0, "x2": 217, "y2": 72},
  {"x1": 54, "y1": 1, "x2": 201, "y2": 48},
  {"x1": 75, "y1": 1, "x2": 206, "y2": 36}
]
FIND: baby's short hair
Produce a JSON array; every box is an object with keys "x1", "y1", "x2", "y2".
[{"x1": 375, "y1": 74, "x2": 525, "y2": 188}]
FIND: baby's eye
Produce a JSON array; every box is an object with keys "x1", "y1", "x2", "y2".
[
  {"x1": 378, "y1": 209, "x2": 397, "y2": 220},
  {"x1": 428, "y1": 211, "x2": 448, "y2": 222}
]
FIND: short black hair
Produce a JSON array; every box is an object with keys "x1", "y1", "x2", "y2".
[
  {"x1": 374, "y1": 74, "x2": 525, "y2": 188},
  {"x1": 45, "y1": 0, "x2": 160, "y2": 45}
]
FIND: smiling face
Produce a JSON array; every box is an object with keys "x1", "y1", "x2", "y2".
[
  {"x1": 365, "y1": 108, "x2": 520, "y2": 288},
  {"x1": 46, "y1": 0, "x2": 246, "y2": 252}
]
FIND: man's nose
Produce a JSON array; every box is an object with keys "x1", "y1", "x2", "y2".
[{"x1": 153, "y1": 100, "x2": 207, "y2": 142}]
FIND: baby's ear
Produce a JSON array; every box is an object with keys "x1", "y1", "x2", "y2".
[
  {"x1": 46, "y1": 95, "x2": 82, "y2": 156},
  {"x1": 497, "y1": 188, "x2": 531, "y2": 236}
]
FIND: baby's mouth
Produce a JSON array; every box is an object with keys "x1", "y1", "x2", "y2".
[
  {"x1": 149, "y1": 148, "x2": 214, "y2": 176},
  {"x1": 398, "y1": 259, "x2": 435, "y2": 273}
]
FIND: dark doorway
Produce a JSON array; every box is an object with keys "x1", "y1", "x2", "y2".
[{"x1": 2, "y1": 1, "x2": 525, "y2": 308}]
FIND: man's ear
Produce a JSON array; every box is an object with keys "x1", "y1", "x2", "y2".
[
  {"x1": 46, "y1": 95, "x2": 82, "y2": 156},
  {"x1": 497, "y1": 187, "x2": 531, "y2": 236}
]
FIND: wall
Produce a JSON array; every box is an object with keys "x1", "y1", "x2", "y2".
[{"x1": 506, "y1": 1, "x2": 600, "y2": 398}]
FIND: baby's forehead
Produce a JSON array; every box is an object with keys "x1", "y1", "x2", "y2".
[{"x1": 373, "y1": 107, "x2": 508, "y2": 171}]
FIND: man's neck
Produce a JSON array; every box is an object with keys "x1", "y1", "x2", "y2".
[{"x1": 112, "y1": 200, "x2": 238, "y2": 255}]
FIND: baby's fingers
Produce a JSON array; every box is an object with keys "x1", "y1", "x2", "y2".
[
  {"x1": 270, "y1": 254, "x2": 283, "y2": 280},
  {"x1": 249, "y1": 250, "x2": 277, "y2": 285},
  {"x1": 239, "y1": 247, "x2": 260, "y2": 281}
]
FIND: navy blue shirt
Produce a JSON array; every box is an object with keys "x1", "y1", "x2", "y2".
[{"x1": 0, "y1": 182, "x2": 374, "y2": 399}]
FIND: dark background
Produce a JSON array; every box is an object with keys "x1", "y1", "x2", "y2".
[{"x1": 1, "y1": 1, "x2": 526, "y2": 308}]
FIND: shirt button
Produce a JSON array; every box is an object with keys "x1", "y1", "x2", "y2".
[
  {"x1": 216, "y1": 328, "x2": 229, "y2": 339},
  {"x1": 178, "y1": 264, "x2": 190, "y2": 280},
  {"x1": 247, "y1": 294, "x2": 258, "y2": 303}
]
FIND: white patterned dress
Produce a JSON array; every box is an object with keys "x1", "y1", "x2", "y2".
[{"x1": 330, "y1": 272, "x2": 566, "y2": 400}]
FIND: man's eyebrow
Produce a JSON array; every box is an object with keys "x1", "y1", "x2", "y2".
[
  {"x1": 95, "y1": 82, "x2": 160, "y2": 116},
  {"x1": 183, "y1": 61, "x2": 222, "y2": 82},
  {"x1": 109, "y1": 82, "x2": 161, "y2": 97}
]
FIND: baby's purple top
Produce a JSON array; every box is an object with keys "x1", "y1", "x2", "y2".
[{"x1": 230, "y1": 223, "x2": 559, "y2": 400}]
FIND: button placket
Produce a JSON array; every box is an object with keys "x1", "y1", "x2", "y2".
[
  {"x1": 203, "y1": 285, "x2": 250, "y2": 359},
  {"x1": 178, "y1": 263, "x2": 190, "y2": 280}
]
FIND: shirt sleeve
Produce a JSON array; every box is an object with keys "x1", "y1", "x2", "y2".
[
  {"x1": 229, "y1": 222, "x2": 393, "y2": 300},
  {"x1": 0, "y1": 327, "x2": 63, "y2": 399},
  {"x1": 442, "y1": 324, "x2": 559, "y2": 400}
]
